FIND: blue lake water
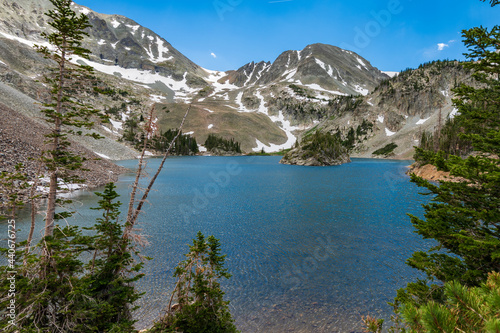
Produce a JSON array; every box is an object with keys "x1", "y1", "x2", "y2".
[{"x1": 11, "y1": 156, "x2": 430, "y2": 332}]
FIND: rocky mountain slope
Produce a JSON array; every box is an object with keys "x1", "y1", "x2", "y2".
[
  {"x1": 0, "y1": 0, "x2": 474, "y2": 162},
  {"x1": 310, "y1": 60, "x2": 474, "y2": 159},
  {"x1": 223, "y1": 43, "x2": 386, "y2": 95},
  {"x1": 0, "y1": 0, "x2": 392, "y2": 154}
]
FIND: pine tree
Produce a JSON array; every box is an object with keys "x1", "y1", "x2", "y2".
[
  {"x1": 82, "y1": 183, "x2": 144, "y2": 332},
  {"x1": 36, "y1": 0, "x2": 106, "y2": 237},
  {"x1": 151, "y1": 231, "x2": 239, "y2": 333},
  {"x1": 401, "y1": 272, "x2": 500, "y2": 332},
  {"x1": 397, "y1": 0, "x2": 500, "y2": 313}
]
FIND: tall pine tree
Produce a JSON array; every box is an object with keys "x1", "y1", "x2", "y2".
[
  {"x1": 36, "y1": 0, "x2": 106, "y2": 237},
  {"x1": 397, "y1": 0, "x2": 500, "y2": 313}
]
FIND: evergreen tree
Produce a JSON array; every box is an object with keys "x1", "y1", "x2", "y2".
[
  {"x1": 151, "y1": 232, "x2": 239, "y2": 333},
  {"x1": 83, "y1": 183, "x2": 144, "y2": 332},
  {"x1": 396, "y1": 0, "x2": 500, "y2": 315},
  {"x1": 0, "y1": 2, "x2": 143, "y2": 331},
  {"x1": 204, "y1": 134, "x2": 241, "y2": 154},
  {"x1": 35, "y1": 0, "x2": 106, "y2": 237},
  {"x1": 401, "y1": 272, "x2": 500, "y2": 332}
]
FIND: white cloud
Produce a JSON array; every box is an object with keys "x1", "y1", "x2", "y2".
[
  {"x1": 210, "y1": 52, "x2": 217, "y2": 58},
  {"x1": 437, "y1": 40, "x2": 456, "y2": 51},
  {"x1": 437, "y1": 43, "x2": 449, "y2": 51}
]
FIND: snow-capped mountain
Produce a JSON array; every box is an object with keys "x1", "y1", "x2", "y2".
[
  {"x1": 223, "y1": 43, "x2": 387, "y2": 96},
  {"x1": 0, "y1": 0, "x2": 465, "y2": 158}
]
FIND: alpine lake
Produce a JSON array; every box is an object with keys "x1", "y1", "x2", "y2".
[{"x1": 11, "y1": 156, "x2": 432, "y2": 332}]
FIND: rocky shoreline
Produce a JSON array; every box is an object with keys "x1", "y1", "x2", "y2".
[
  {"x1": 406, "y1": 162, "x2": 460, "y2": 182},
  {"x1": 0, "y1": 102, "x2": 128, "y2": 206}
]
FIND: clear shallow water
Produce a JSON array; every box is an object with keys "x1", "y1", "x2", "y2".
[{"x1": 9, "y1": 157, "x2": 430, "y2": 332}]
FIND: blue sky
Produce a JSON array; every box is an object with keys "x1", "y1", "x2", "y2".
[{"x1": 76, "y1": 0, "x2": 498, "y2": 72}]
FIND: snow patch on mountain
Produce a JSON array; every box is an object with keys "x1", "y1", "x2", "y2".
[
  {"x1": 449, "y1": 108, "x2": 459, "y2": 119},
  {"x1": 0, "y1": 31, "x2": 50, "y2": 49},
  {"x1": 203, "y1": 69, "x2": 239, "y2": 93},
  {"x1": 95, "y1": 152, "x2": 111, "y2": 159},
  {"x1": 304, "y1": 83, "x2": 347, "y2": 96},
  {"x1": 78, "y1": 7, "x2": 90, "y2": 15},
  {"x1": 284, "y1": 68, "x2": 297, "y2": 80},
  {"x1": 252, "y1": 90, "x2": 299, "y2": 152},
  {"x1": 125, "y1": 24, "x2": 140, "y2": 32},
  {"x1": 109, "y1": 119, "x2": 123, "y2": 130},
  {"x1": 74, "y1": 56, "x2": 198, "y2": 100},
  {"x1": 357, "y1": 58, "x2": 368, "y2": 69},
  {"x1": 143, "y1": 37, "x2": 173, "y2": 63},
  {"x1": 315, "y1": 58, "x2": 327, "y2": 72},
  {"x1": 353, "y1": 84, "x2": 369, "y2": 96},
  {"x1": 383, "y1": 71, "x2": 399, "y2": 78},
  {"x1": 385, "y1": 128, "x2": 396, "y2": 136},
  {"x1": 235, "y1": 91, "x2": 252, "y2": 112},
  {"x1": 150, "y1": 94, "x2": 166, "y2": 103},
  {"x1": 416, "y1": 117, "x2": 430, "y2": 125},
  {"x1": 110, "y1": 19, "x2": 121, "y2": 29}
]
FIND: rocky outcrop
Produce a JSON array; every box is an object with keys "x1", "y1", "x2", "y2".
[
  {"x1": 406, "y1": 163, "x2": 464, "y2": 182},
  {"x1": 314, "y1": 60, "x2": 476, "y2": 159},
  {"x1": 280, "y1": 132, "x2": 350, "y2": 166},
  {"x1": 280, "y1": 148, "x2": 350, "y2": 166}
]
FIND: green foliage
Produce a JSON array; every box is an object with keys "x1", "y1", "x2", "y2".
[
  {"x1": 326, "y1": 119, "x2": 373, "y2": 152},
  {"x1": 270, "y1": 91, "x2": 328, "y2": 123},
  {"x1": 150, "y1": 129, "x2": 199, "y2": 155},
  {"x1": 373, "y1": 143, "x2": 398, "y2": 156},
  {"x1": 123, "y1": 120, "x2": 199, "y2": 155},
  {"x1": 122, "y1": 116, "x2": 140, "y2": 142},
  {"x1": 0, "y1": 3, "x2": 144, "y2": 331},
  {"x1": 362, "y1": 315, "x2": 384, "y2": 333},
  {"x1": 392, "y1": 1, "x2": 500, "y2": 329},
  {"x1": 35, "y1": 0, "x2": 108, "y2": 236},
  {"x1": 246, "y1": 148, "x2": 291, "y2": 156},
  {"x1": 0, "y1": 183, "x2": 143, "y2": 332},
  {"x1": 197, "y1": 86, "x2": 214, "y2": 97},
  {"x1": 0, "y1": 163, "x2": 31, "y2": 219},
  {"x1": 204, "y1": 134, "x2": 241, "y2": 154},
  {"x1": 400, "y1": 272, "x2": 500, "y2": 332},
  {"x1": 83, "y1": 183, "x2": 144, "y2": 332},
  {"x1": 415, "y1": 117, "x2": 472, "y2": 163},
  {"x1": 151, "y1": 232, "x2": 239, "y2": 333},
  {"x1": 288, "y1": 130, "x2": 348, "y2": 164},
  {"x1": 1, "y1": 227, "x2": 93, "y2": 332},
  {"x1": 289, "y1": 84, "x2": 316, "y2": 99}
]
